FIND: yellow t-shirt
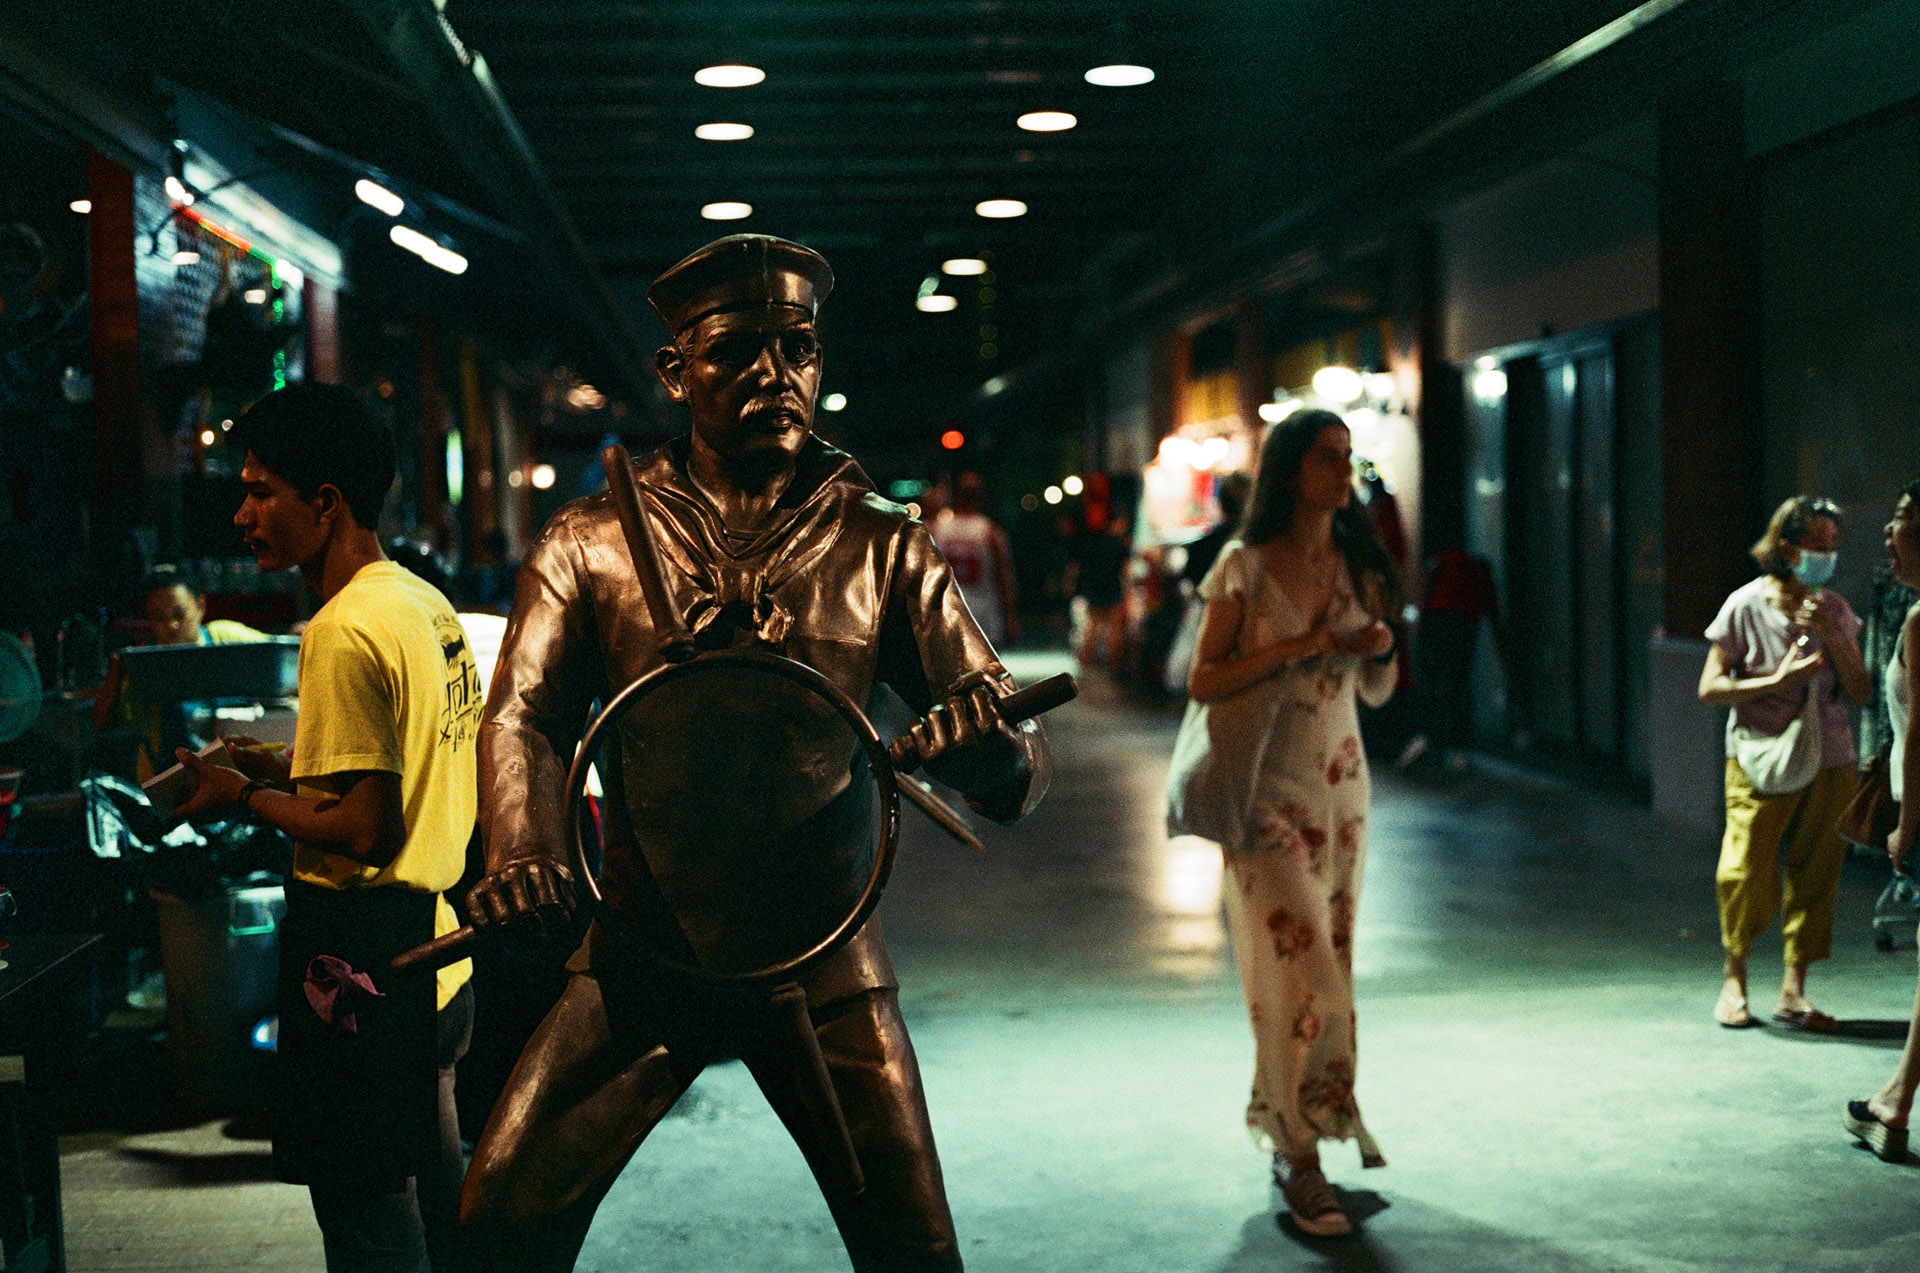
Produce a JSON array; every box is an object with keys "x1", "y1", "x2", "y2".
[{"x1": 290, "y1": 561, "x2": 482, "y2": 1007}]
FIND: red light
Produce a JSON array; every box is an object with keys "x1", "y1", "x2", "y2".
[{"x1": 940, "y1": 430, "x2": 965, "y2": 451}]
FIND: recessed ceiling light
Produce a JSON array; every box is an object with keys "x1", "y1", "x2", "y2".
[
  {"x1": 68, "y1": 199, "x2": 91, "y2": 214},
  {"x1": 700, "y1": 201, "x2": 753, "y2": 220},
  {"x1": 916, "y1": 295, "x2": 958, "y2": 313},
  {"x1": 694, "y1": 122, "x2": 755, "y2": 141},
  {"x1": 355, "y1": 178, "x2": 405, "y2": 217},
  {"x1": 942, "y1": 258, "x2": 988, "y2": 276},
  {"x1": 695, "y1": 64, "x2": 765, "y2": 88},
  {"x1": 975, "y1": 199, "x2": 1027, "y2": 219},
  {"x1": 171, "y1": 249, "x2": 201, "y2": 266},
  {"x1": 1085, "y1": 63, "x2": 1154, "y2": 87},
  {"x1": 1017, "y1": 111, "x2": 1077, "y2": 132}
]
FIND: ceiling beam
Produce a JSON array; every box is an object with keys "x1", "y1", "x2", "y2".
[{"x1": 346, "y1": 0, "x2": 653, "y2": 390}]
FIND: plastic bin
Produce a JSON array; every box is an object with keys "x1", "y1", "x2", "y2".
[{"x1": 152, "y1": 882, "x2": 284, "y2": 1113}]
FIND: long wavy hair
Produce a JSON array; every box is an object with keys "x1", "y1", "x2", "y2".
[{"x1": 1240, "y1": 408, "x2": 1401, "y2": 616}]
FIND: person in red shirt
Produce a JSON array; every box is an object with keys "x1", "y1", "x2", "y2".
[
  {"x1": 1397, "y1": 547, "x2": 1503, "y2": 772},
  {"x1": 929, "y1": 471, "x2": 1019, "y2": 647}
]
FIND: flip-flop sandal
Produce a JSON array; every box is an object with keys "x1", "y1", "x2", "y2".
[
  {"x1": 1845, "y1": 1100, "x2": 1910, "y2": 1162},
  {"x1": 1771, "y1": 1005, "x2": 1838, "y2": 1032},
  {"x1": 1714, "y1": 989, "x2": 1755, "y2": 1028}
]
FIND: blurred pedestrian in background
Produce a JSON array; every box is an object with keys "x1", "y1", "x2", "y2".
[
  {"x1": 1846, "y1": 477, "x2": 1920, "y2": 1161},
  {"x1": 1698, "y1": 495, "x2": 1870, "y2": 1031},
  {"x1": 1067, "y1": 510, "x2": 1131, "y2": 676},
  {"x1": 1164, "y1": 409, "x2": 1398, "y2": 1238},
  {"x1": 929, "y1": 470, "x2": 1019, "y2": 647},
  {"x1": 1395, "y1": 543, "x2": 1504, "y2": 773},
  {"x1": 1162, "y1": 472, "x2": 1249, "y2": 694}
]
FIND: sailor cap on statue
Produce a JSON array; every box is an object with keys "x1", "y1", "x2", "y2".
[{"x1": 646, "y1": 234, "x2": 834, "y2": 334}]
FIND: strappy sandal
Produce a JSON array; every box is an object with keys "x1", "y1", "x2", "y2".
[
  {"x1": 1714, "y1": 988, "x2": 1755, "y2": 1028},
  {"x1": 1279, "y1": 1166, "x2": 1352, "y2": 1238},
  {"x1": 1771, "y1": 1004, "x2": 1838, "y2": 1032},
  {"x1": 1845, "y1": 1100, "x2": 1910, "y2": 1162}
]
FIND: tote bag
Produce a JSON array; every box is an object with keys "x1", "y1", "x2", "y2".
[
  {"x1": 1731, "y1": 682, "x2": 1823, "y2": 797},
  {"x1": 1164, "y1": 550, "x2": 1287, "y2": 848}
]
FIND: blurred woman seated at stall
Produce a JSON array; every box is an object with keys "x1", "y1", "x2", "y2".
[{"x1": 92, "y1": 564, "x2": 272, "y2": 779}]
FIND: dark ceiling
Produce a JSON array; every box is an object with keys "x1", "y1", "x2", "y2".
[
  {"x1": 4, "y1": 0, "x2": 1870, "y2": 462},
  {"x1": 449, "y1": 0, "x2": 1651, "y2": 402}
]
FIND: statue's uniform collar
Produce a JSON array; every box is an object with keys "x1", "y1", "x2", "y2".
[{"x1": 631, "y1": 434, "x2": 875, "y2": 650}]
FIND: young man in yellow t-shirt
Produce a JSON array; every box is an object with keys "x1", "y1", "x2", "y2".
[{"x1": 177, "y1": 383, "x2": 482, "y2": 1273}]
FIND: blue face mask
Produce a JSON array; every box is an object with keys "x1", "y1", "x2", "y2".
[{"x1": 1793, "y1": 550, "x2": 1838, "y2": 588}]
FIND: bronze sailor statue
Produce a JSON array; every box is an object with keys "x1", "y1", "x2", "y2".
[{"x1": 449, "y1": 234, "x2": 1063, "y2": 1271}]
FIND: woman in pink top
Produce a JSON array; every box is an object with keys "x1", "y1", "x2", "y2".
[{"x1": 1698, "y1": 496, "x2": 1870, "y2": 1030}]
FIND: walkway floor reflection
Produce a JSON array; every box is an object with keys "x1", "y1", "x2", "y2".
[{"x1": 61, "y1": 651, "x2": 1920, "y2": 1271}]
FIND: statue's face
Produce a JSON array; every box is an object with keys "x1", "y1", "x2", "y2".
[{"x1": 657, "y1": 305, "x2": 821, "y2": 469}]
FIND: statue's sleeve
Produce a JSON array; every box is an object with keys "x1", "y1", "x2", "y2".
[
  {"x1": 881, "y1": 518, "x2": 1051, "y2": 823},
  {"x1": 479, "y1": 510, "x2": 602, "y2": 871}
]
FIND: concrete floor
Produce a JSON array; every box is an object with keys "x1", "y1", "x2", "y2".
[{"x1": 57, "y1": 650, "x2": 1920, "y2": 1271}]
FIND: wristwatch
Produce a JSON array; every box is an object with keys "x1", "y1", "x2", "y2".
[{"x1": 237, "y1": 780, "x2": 266, "y2": 815}]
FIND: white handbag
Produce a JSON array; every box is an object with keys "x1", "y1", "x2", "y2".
[
  {"x1": 1731, "y1": 682, "x2": 1823, "y2": 796},
  {"x1": 1164, "y1": 552, "x2": 1287, "y2": 847}
]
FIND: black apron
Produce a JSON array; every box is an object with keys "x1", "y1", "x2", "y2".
[{"x1": 273, "y1": 879, "x2": 440, "y2": 1189}]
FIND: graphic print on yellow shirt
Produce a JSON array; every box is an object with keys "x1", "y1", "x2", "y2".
[{"x1": 290, "y1": 561, "x2": 482, "y2": 1005}]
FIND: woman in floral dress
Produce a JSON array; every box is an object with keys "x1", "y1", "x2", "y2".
[{"x1": 1169, "y1": 409, "x2": 1399, "y2": 1237}]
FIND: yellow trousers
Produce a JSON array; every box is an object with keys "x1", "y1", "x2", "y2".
[{"x1": 1717, "y1": 759, "x2": 1858, "y2": 965}]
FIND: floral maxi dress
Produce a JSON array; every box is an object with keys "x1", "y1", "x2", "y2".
[{"x1": 1200, "y1": 541, "x2": 1394, "y2": 1166}]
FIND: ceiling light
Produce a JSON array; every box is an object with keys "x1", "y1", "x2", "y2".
[
  {"x1": 1472, "y1": 367, "x2": 1509, "y2": 400},
  {"x1": 975, "y1": 199, "x2": 1027, "y2": 219},
  {"x1": 942, "y1": 258, "x2": 988, "y2": 276},
  {"x1": 199, "y1": 429, "x2": 217, "y2": 447},
  {"x1": 822, "y1": 393, "x2": 847, "y2": 412},
  {"x1": 171, "y1": 249, "x2": 201, "y2": 266},
  {"x1": 530, "y1": 464, "x2": 556, "y2": 490},
  {"x1": 243, "y1": 288, "x2": 268, "y2": 304},
  {"x1": 1017, "y1": 110, "x2": 1077, "y2": 132},
  {"x1": 1312, "y1": 365, "x2": 1364, "y2": 405},
  {"x1": 355, "y1": 178, "x2": 405, "y2": 217},
  {"x1": 695, "y1": 64, "x2": 765, "y2": 88},
  {"x1": 1363, "y1": 371, "x2": 1398, "y2": 401},
  {"x1": 164, "y1": 175, "x2": 194, "y2": 205},
  {"x1": 1062, "y1": 475, "x2": 1084, "y2": 496},
  {"x1": 389, "y1": 224, "x2": 470, "y2": 274},
  {"x1": 506, "y1": 469, "x2": 525, "y2": 488},
  {"x1": 1043, "y1": 485, "x2": 1063, "y2": 505},
  {"x1": 695, "y1": 122, "x2": 755, "y2": 141},
  {"x1": 701, "y1": 201, "x2": 753, "y2": 221},
  {"x1": 1085, "y1": 64, "x2": 1154, "y2": 87},
  {"x1": 275, "y1": 261, "x2": 304, "y2": 291},
  {"x1": 916, "y1": 295, "x2": 958, "y2": 313},
  {"x1": 68, "y1": 199, "x2": 91, "y2": 214},
  {"x1": 941, "y1": 430, "x2": 966, "y2": 451}
]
